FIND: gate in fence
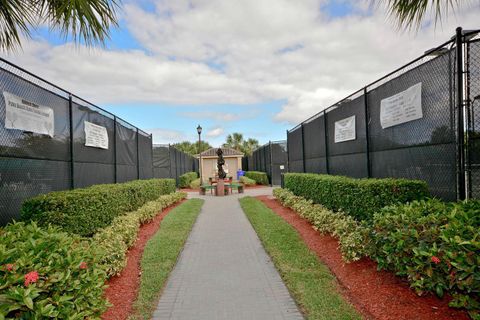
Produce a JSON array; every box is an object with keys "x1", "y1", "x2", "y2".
[
  {"x1": 287, "y1": 27, "x2": 480, "y2": 201},
  {"x1": 246, "y1": 141, "x2": 287, "y2": 185}
]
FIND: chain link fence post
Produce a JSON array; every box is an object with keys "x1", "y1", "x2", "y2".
[{"x1": 456, "y1": 27, "x2": 466, "y2": 200}]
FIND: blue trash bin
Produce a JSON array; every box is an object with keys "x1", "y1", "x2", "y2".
[{"x1": 237, "y1": 169, "x2": 245, "y2": 180}]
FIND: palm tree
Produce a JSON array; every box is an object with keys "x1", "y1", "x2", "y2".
[
  {"x1": 0, "y1": 0, "x2": 120, "y2": 51},
  {"x1": 223, "y1": 133, "x2": 244, "y2": 151},
  {"x1": 223, "y1": 133, "x2": 259, "y2": 156},
  {"x1": 173, "y1": 140, "x2": 212, "y2": 155},
  {"x1": 383, "y1": 0, "x2": 462, "y2": 29},
  {"x1": 241, "y1": 138, "x2": 259, "y2": 156}
]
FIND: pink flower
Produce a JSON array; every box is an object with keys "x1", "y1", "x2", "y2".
[
  {"x1": 4, "y1": 264, "x2": 14, "y2": 272},
  {"x1": 79, "y1": 262, "x2": 88, "y2": 270},
  {"x1": 24, "y1": 271, "x2": 39, "y2": 286},
  {"x1": 431, "y1": 256, "x2": 441, "y2": 264}
]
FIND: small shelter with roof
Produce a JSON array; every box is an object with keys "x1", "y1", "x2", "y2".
[{"x1": 197, "y1": 147, "x2": 244, "y2": 183}]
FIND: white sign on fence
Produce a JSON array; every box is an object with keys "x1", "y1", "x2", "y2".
[
  {"x1": 3, "y1": 91, "x2": 54, "y2": 137},
  {"x1": 334, "y1": 115, "x2": 356, "y2": 143},
  {"x1": 84, "y1": 121, "x2": 109, "y2": 149},
  {"x1": 380, "y1": 83, "x2": 423, "y2": 129}
]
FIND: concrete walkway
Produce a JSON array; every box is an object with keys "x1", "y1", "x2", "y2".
[{"x1": 153, "y1": 187, "x2": 303, "y2": 320}]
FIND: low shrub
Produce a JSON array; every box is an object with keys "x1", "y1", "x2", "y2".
[
  {"x1": 92, "y1": 228, "x2": 128, "y2": 278},
  {"x1": 284, "y1": 173, "x2": 429, "y2": 221},
  {"x1": 240, "y1": 176, "x2": 256, "y2": 186},
  {"x1": 273, "y1": 188, "x2": 370, "y2": 261},
  {"x1": 189, "y1": 178, "x2": 201, "y2": 189},
  {"x1": 371, "y1": 199, "x2": 480, "y2": 318},
  {"x1": 92, "y1": 192, "x2": 187, "y2": 277},
  {"x1": 21, "y1": 179, "x2": 176, "y2": 236},
  {"x1": 179, "y1": 172, "x2": 198, "y2": 188},
  {"x1": 275, "y1": 187, "x2": 480, "y2": 317},
  {"x1": 245, "y1": 171, "x2": 269, "y2": 185},
  {"x1": 0, "y1": 222, "x2": 108, "y2": 318}
]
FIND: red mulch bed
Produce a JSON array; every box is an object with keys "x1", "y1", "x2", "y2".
[
  {"x1": 256, "y1": 196, "x2": 470, "y2": 320},
  {"x1": 101, "y1": 200, "x2": 185, "y2": 320}
]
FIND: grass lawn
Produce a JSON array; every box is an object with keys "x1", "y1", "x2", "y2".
[
  {"x1": 132, "y1": 198, "x2": 204, "y2": 319},
  {"x1": 239, "y1": 196, "x2": 361, "y2": 320}
]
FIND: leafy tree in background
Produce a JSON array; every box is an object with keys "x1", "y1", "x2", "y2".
[
  {"x1": 242, "y1": 138, "x2": 260, "y2": 156},
  {"x1": 173, "y1": 140, "x2": 212, "y2": 155},
  {"x1": 383, "y1": 0, "x2": 463, "y2": 29},
  {"x1": 223, "y1": 132, "x2": 259, "y2": 156},
  {"x1": 0, "y1": 0, "x2": 120, "y2": 51}
]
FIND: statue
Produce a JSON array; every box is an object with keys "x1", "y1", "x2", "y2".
[{"x1": 216, "y1": 148, "x2": 226, "y2": 179}]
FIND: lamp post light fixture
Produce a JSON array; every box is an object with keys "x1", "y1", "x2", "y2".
[{"x1": 197, "y1": 125, "x2": 202, "y2": 185}]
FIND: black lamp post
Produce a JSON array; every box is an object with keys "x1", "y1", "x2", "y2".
[{"x1": 197, "y1": 125, "x2": 202, "y2": 185}]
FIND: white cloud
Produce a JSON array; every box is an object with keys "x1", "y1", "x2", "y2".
[
  {"x1": 179, "y1": 110, "x2": 258, "y2": 122},
  {"x1": 147, "y1": 128, "x2": 188, "y2": 144},
  {"x1": 5, "y1": 0, "x2": 480, "y2": 126},
  {"x1": 205, "y1": 126, "x2": 224, "y2": 138}
]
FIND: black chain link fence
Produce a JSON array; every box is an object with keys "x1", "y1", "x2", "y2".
[
  {"x1": 467, "y1": 38, "x2": 480, "y2": 199},
  {"x1": 286, "y1": 29, "x2": 472, "y2": 201},
  {"x1": 245, "y1": 141, "x2": 287, "y2": 185},
  {"x1": 152, "y1": 144, "x2": 198, "y2": 185},
  {"x1": 0, "y1": 59, "x2": 195, "y2": 225}
]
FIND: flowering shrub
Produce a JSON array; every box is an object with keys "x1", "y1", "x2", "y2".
[
  {"x1": 92, "y1": 192, "x2": 187, "y2": 277},
  {"x1": 273, "y1": 188, "x2": 370, "y2": 261},
  {"x1": 371, "y1": 199, "x2": 480, "y2": 318},
  {"x1": 0, "y1": 222, "x2": 108, "y2": 318}
]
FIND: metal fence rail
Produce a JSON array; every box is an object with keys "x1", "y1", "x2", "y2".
[
  {"x1": 246, "y1": 140, "x2": 287, "y2": 185},
  {"x1": 287, "y1": 27, "x2": 480, "y2": 201}
]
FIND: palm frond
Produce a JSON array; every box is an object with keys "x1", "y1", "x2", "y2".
[
  {"x1": 382, "y1": 0, "x2": 458, "y2": 30},
  {"x1": 0, "y1": 0, "x2": 36, "y2": 50},
  {"x1": 38, "y1": 0, "x2": 120, "y2": 46},
  {"x1": 0, "y1": 0, "x2": 120, "y2": 51}
]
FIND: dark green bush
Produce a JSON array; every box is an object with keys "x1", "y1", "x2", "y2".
[
  {"x1": 21, "y1": 179, "x2": 176, "y2": 236},
  {"x1": 179, "y1": 172, "x2": 198, "y2": 188},
  {"x1": 245, "y1": 171, "x2": 269, "y2": 185},
  {"x1": 0, "y1": 222, "x2": 108, "y2": 318},
  {"x1": 371, "y1": 200, "x2": 480, "y2": 318},
  {"x1": 284, "y1": 173, "x2": 429, "y2": 221}
]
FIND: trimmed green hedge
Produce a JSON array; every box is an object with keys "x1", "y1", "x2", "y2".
[
  {"x1": 179, "y1": 172, "x2": 198, "y2": 188},
  {"x1": 245, "y1": 171, "x2": 269, "y2": 185},
  {"x1": 21, "y1": 179, "x2": 176, "y2": 236},
  {"x1": 240, "y1": 176, "x2": 256, "y2": 186},
  {"x1": 284, "y1": 173, "x2": 429, "y2": 221}
]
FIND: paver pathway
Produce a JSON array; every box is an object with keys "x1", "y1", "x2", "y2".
[{"x1": 153, "y1": 187, "x2": 303, "y2": 320}]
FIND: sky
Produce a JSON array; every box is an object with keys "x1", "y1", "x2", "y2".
[{"x1": 5, "y1": 0, "x2": 480, "y2": 147}]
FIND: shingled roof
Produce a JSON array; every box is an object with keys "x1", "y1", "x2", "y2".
[{"x1": 200, "y1": 147, "x2": 244, "y2": 157}]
